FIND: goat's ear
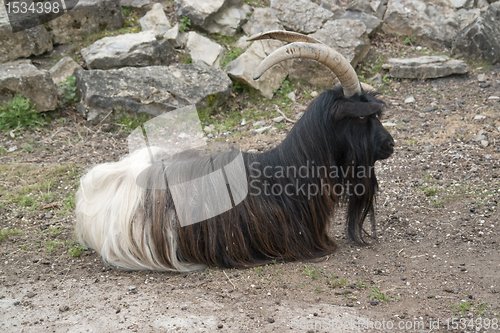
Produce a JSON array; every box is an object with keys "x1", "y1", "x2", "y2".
[{"x1": 334, "y1": 102, "x2": 382, "y2": 121}]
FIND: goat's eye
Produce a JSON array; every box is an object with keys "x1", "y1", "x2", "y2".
[{"x1": 359, "y1": 116, "x2": 365, "y2": 120}]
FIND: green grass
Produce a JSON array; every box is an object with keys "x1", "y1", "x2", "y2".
[
  {"x1": 45, "y1": 226, "x2": 61, "y2": 237},
  {"x1": 22, "y1": 144, "x2": 34, "y2": 153},
  {"x1": 0, "y1": 228, "x2": 23, "y2": 242},
  {"x1": 68, "y1": 245, "x2": 87, "y2": 257},
  {"x1": 15, "y1": 195, "x2": 36, "y2": 208},
  {"x1": 116, "y1": 110, "x2": 151, "y2": 133},
  {"x1": 179, "y1": 16, "x2": 191, "y2": 33},
  {"x1": 60, "y1": 76, "x2": 79, "y2": 105},
  {"x1": 220, "y1": 47, "x2": 244, "y2": 68},
  {"x1": 0, "y1": 95, "x2": 47, "y2": 132},
  {"x1": 303, "y1": 265, "x2": 319, "y2": 280},
  {"x1": 45, "y1": 240, "x2": 62, "y2": 253},
  {"x1": 369, "y1": 286, "x2": 390, "y2": 301}
]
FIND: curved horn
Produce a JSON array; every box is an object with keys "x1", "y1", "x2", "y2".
[
  {"x1": 247, "y1": 30, "x2": 322, "y2": 44},
  {"x1": 254, "y1": 42, "x2": 361, "y2": 98}
]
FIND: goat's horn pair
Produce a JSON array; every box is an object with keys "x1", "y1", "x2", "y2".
[{"x1": 248, "y1": 30, "x2": 362, "y2": 98}]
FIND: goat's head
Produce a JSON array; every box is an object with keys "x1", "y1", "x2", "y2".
[{"x1": 249, "y1": 31, "x2": 394, "y2": 165}]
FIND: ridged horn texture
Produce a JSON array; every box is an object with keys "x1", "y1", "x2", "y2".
[
  {"x1": 247, "y1": 30, "x2": 322, "y2": 44},
  {"x1": 254, "y1": 42, "x2": 361, "y2": 98}
]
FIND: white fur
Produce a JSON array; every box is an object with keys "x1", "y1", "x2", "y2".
[{"x1": 75, "y1": 148, "x2": 205, "y2": 272}]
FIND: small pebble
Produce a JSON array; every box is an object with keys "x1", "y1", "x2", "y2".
[
  {"x1": 268, "y1": 318, "x2": 275, "y2": 323},
  {"x1": 405, "y1": 96, "x2": 416, "y2": 104}
]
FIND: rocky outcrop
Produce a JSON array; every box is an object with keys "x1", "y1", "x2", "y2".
[
  {"x1": 333, "y1": 10, "x2": 382, "y2": 37},
  {"x1": 453, "y1": 2, "x2": 500, "y2": 64},
  {"x1": 174, "y1": 0, "x2": 249, "y2": 36},
  {"x1": 0, "y1": 60, "x2": 57, "y2": 111},
  {"x1": 226, "y1": 40, "x2": 289, "y2": 99},
  {"x1": 75, "y1": 63, "x2": 232, "y2": 120},
  {"x1": 46, "y1": 0, "x2": 124, "y2": 45},
  {"x1": 120, "y1": 0, "x2": 151, "y2": 8},
  {"x1": 0, "y1": 21, "x2": 53, "y2": 63},
  {"x1": 140, "y1": 3, "x2": 172, "y2": 33},
  {"x1": 270, "y1": 0, "x2": 334, "y2": 33},
  {"x1": 49, "y1": 57, "x2": 82, "y2": 85},
  {"x1": 204, "y1": 4, "x2": 250, "y2": 35},
  {"x1": 81, "y1": 31, "x2": 176, "y2": 69},
  {"x1": 382, "y1": 0, "x2": 468, "y2": 49},
  {"x1": 310, "y1": 19, "x2": 370, "y2": 67},
  {"x1": 345, "y1": 0, "x2": 389, "y2": 20},
  {"x1": 186, "y1": 32, "x2": 225, "y2": 68},
  {"x1": 242, "y1": 8, "x2": 283, "y2": 37},
  {"x1": 288, "y1": 19, "x2": 370, "y2": 88},
  {"x1": 383, "y1": 56, "x2": 468, "y2": 78}
]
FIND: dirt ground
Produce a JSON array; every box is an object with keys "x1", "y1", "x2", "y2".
[{"x1": 1, "y1": 35, "x2": 500, "y2": 333}]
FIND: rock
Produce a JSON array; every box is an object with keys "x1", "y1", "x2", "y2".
[
  {"x1": 175, "y1": 0, "x2": 248, "y2": 35},
  {"x1": 370, "y1": 300, "x2": 380, "y2": 306},
  {"x1": 81, "y1": 31, "x2": 175, "y2": 70},
  {"x1": 75, "y1": 63, "x2": 232, "y2": 120},
  {"x1": 345, "y1": 0, "x2": 389, "y2": 20},
  {"x1": 383, "y1": 56, "x2": 468, "y2": 79},
  {"x1": 477, "y1": 73, "x2": 487, "y2": 82},
  {"x1": 453, "y1": 2, "x2": 500, "y2": 64},
  {"x1": 332, "y1": 10, "x2": 382, "y2": 36},
  {"x1": 273, "y1": 116, "x2": 284, "y2": 123},
  {"x1": 473, "y1": 134, "x2": 487, "y2": 140},
  {"x1": 289, "y1": 19, "x2": 369, "y2": 88},
  {"x1": 253, "y1": 120, "x2": 266, "y2": 127},
  {"x1": 488, "y1": 96, "x2": 500, "y2": 100},
  {"x1": 121, "y1": 0, "x2": 151, "y2": 8},
  {"x1": 310, "y1": 19, "x2": 370, "y2": 67},
  {"x1": 252, "y1": 126, "x2": 272, "y2": 135},
  {"x1": 368, "y1": 73, "x2": 383, "y2": 84},
  {"x1": 405, "y1": 96, "x2": 416, "y2": 103},
  {"x1": 242, "y1": 8, "x2": 283, "y2": 36},
  {"x1": 382, "y1": 0, "x2": 470, "y2": 49},
  {"x1": 186, "y1": 32, "x2": 225, "y2": 68},
  {"x1": 382, "y1": 122, "x2": 397, "y2": 127},
  {"x1": 226, "y1": 40, "x2": 289, "y2": 99},
  {"x1": 481, "y1": 140, "x2": 489, "y2": 147},
  {"x1": 204, "y1": 4, "x2": 250, "y2": 36},
  {"x1": 286, "y1": 91, "x2": 296, "y2": 102},
  {"x1": 46, "y1": 0, "x2": 124, "y2": 45},
  {"x1": 164, "y1": 24, "x2": 187, "y2": 48},
  {"x1": 49, "y1": 57, "x2": 82, "y2": 85},
  {"x1": 0, "y1": 60, "x2": 58, "y2": 112},
  {"x1": 234, "y1": 36, "x2": 251, "y2": 50},
  {"x1": 0, "y1": 18, "x2": 52, "y2": 62},
  {"x1": 140, "y1": 3, "x2": 171, "y2": 33},
  {"x1": 270, "y1": 0, "x2": 334, "y2": 34},
  {"x1": 479, "y1": 82, "x2": 491, "y2": 88},
  {"x1": 473, "y1": 116, "x2": 486, "y2": 121},
  {"x1": 450, "y1": 0, "x2": 474, "y2": 8}
]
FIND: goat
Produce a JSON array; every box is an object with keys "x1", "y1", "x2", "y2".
[{"x1": 75, "y1": 31, "x2": 395, "y2": 272}]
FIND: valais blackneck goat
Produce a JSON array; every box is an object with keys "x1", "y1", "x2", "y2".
[{"x1": 75, "y1": 31, "x2": 395, "y2": 272}]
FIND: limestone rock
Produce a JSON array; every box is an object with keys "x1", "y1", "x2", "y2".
[
  {"x1": 81, "y1": 31, "x2": 175, "y2": 69},
  {"x1": 0, "y1": 60, "x2": 57, "y2": 112},
  {"x1": 242, "y1": 8, "x2": 283, "y2": 36},
  {"x1": 186, "y1": 32, "x2": 225, "y2": 68},
  {"x1": 0, "y1": 18, "x2": 53, "y2": 62},
  {"x1": 174, "y1": 0, "x2": 248, "y2": 35},
  {"x1": 46, "y1": 0, "x2": 124, "y2": 45},
  {"x1": 332, "y1": 10, "x2": 382, "y2": 37},
  {"x1": 449, "y1": 0, "x2": 474, "y2": 8},
  {"x1": 270, "y1": 0, "x2": 334, "y2": 34},
  {"x1": 453, "y1": 2, "x2": 500, "y2": 64},
  {"x1": 75, "y1": 63, "x2": 232, "y2": 120},
  {"x1": 140, "y1": 3, "x2": 171, "y2": 33},
  {"x1": 382, "y1": 0, "x2": 464, "y2": 49},
  {"x1": 345, "y1": 0, "x2": 389, "y2": 19},
  {"x1": 204, "y1": 4, "x2": 250, "y2": 36},
  {"x1": 383, "y1": 56, "x2": 468, "y2": 79},
  {"x1": 49, "y1": 57, "x2": 82, "y2": 85},
  {"x1": 226, "y1": 40, "x2": 289, "y2": 99},
  {"x1": 121, "y1": 0, "x2": 151, "y2": 8},
  {"x1": 310, "y1": 19, "x2": 370, "y2": 67},
  {"x1": 288, "y1": 19, "x2": 370, "y2": 88},
  {"x1": 163, "y1": 24, "x2": 188, "y2": 48}
]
